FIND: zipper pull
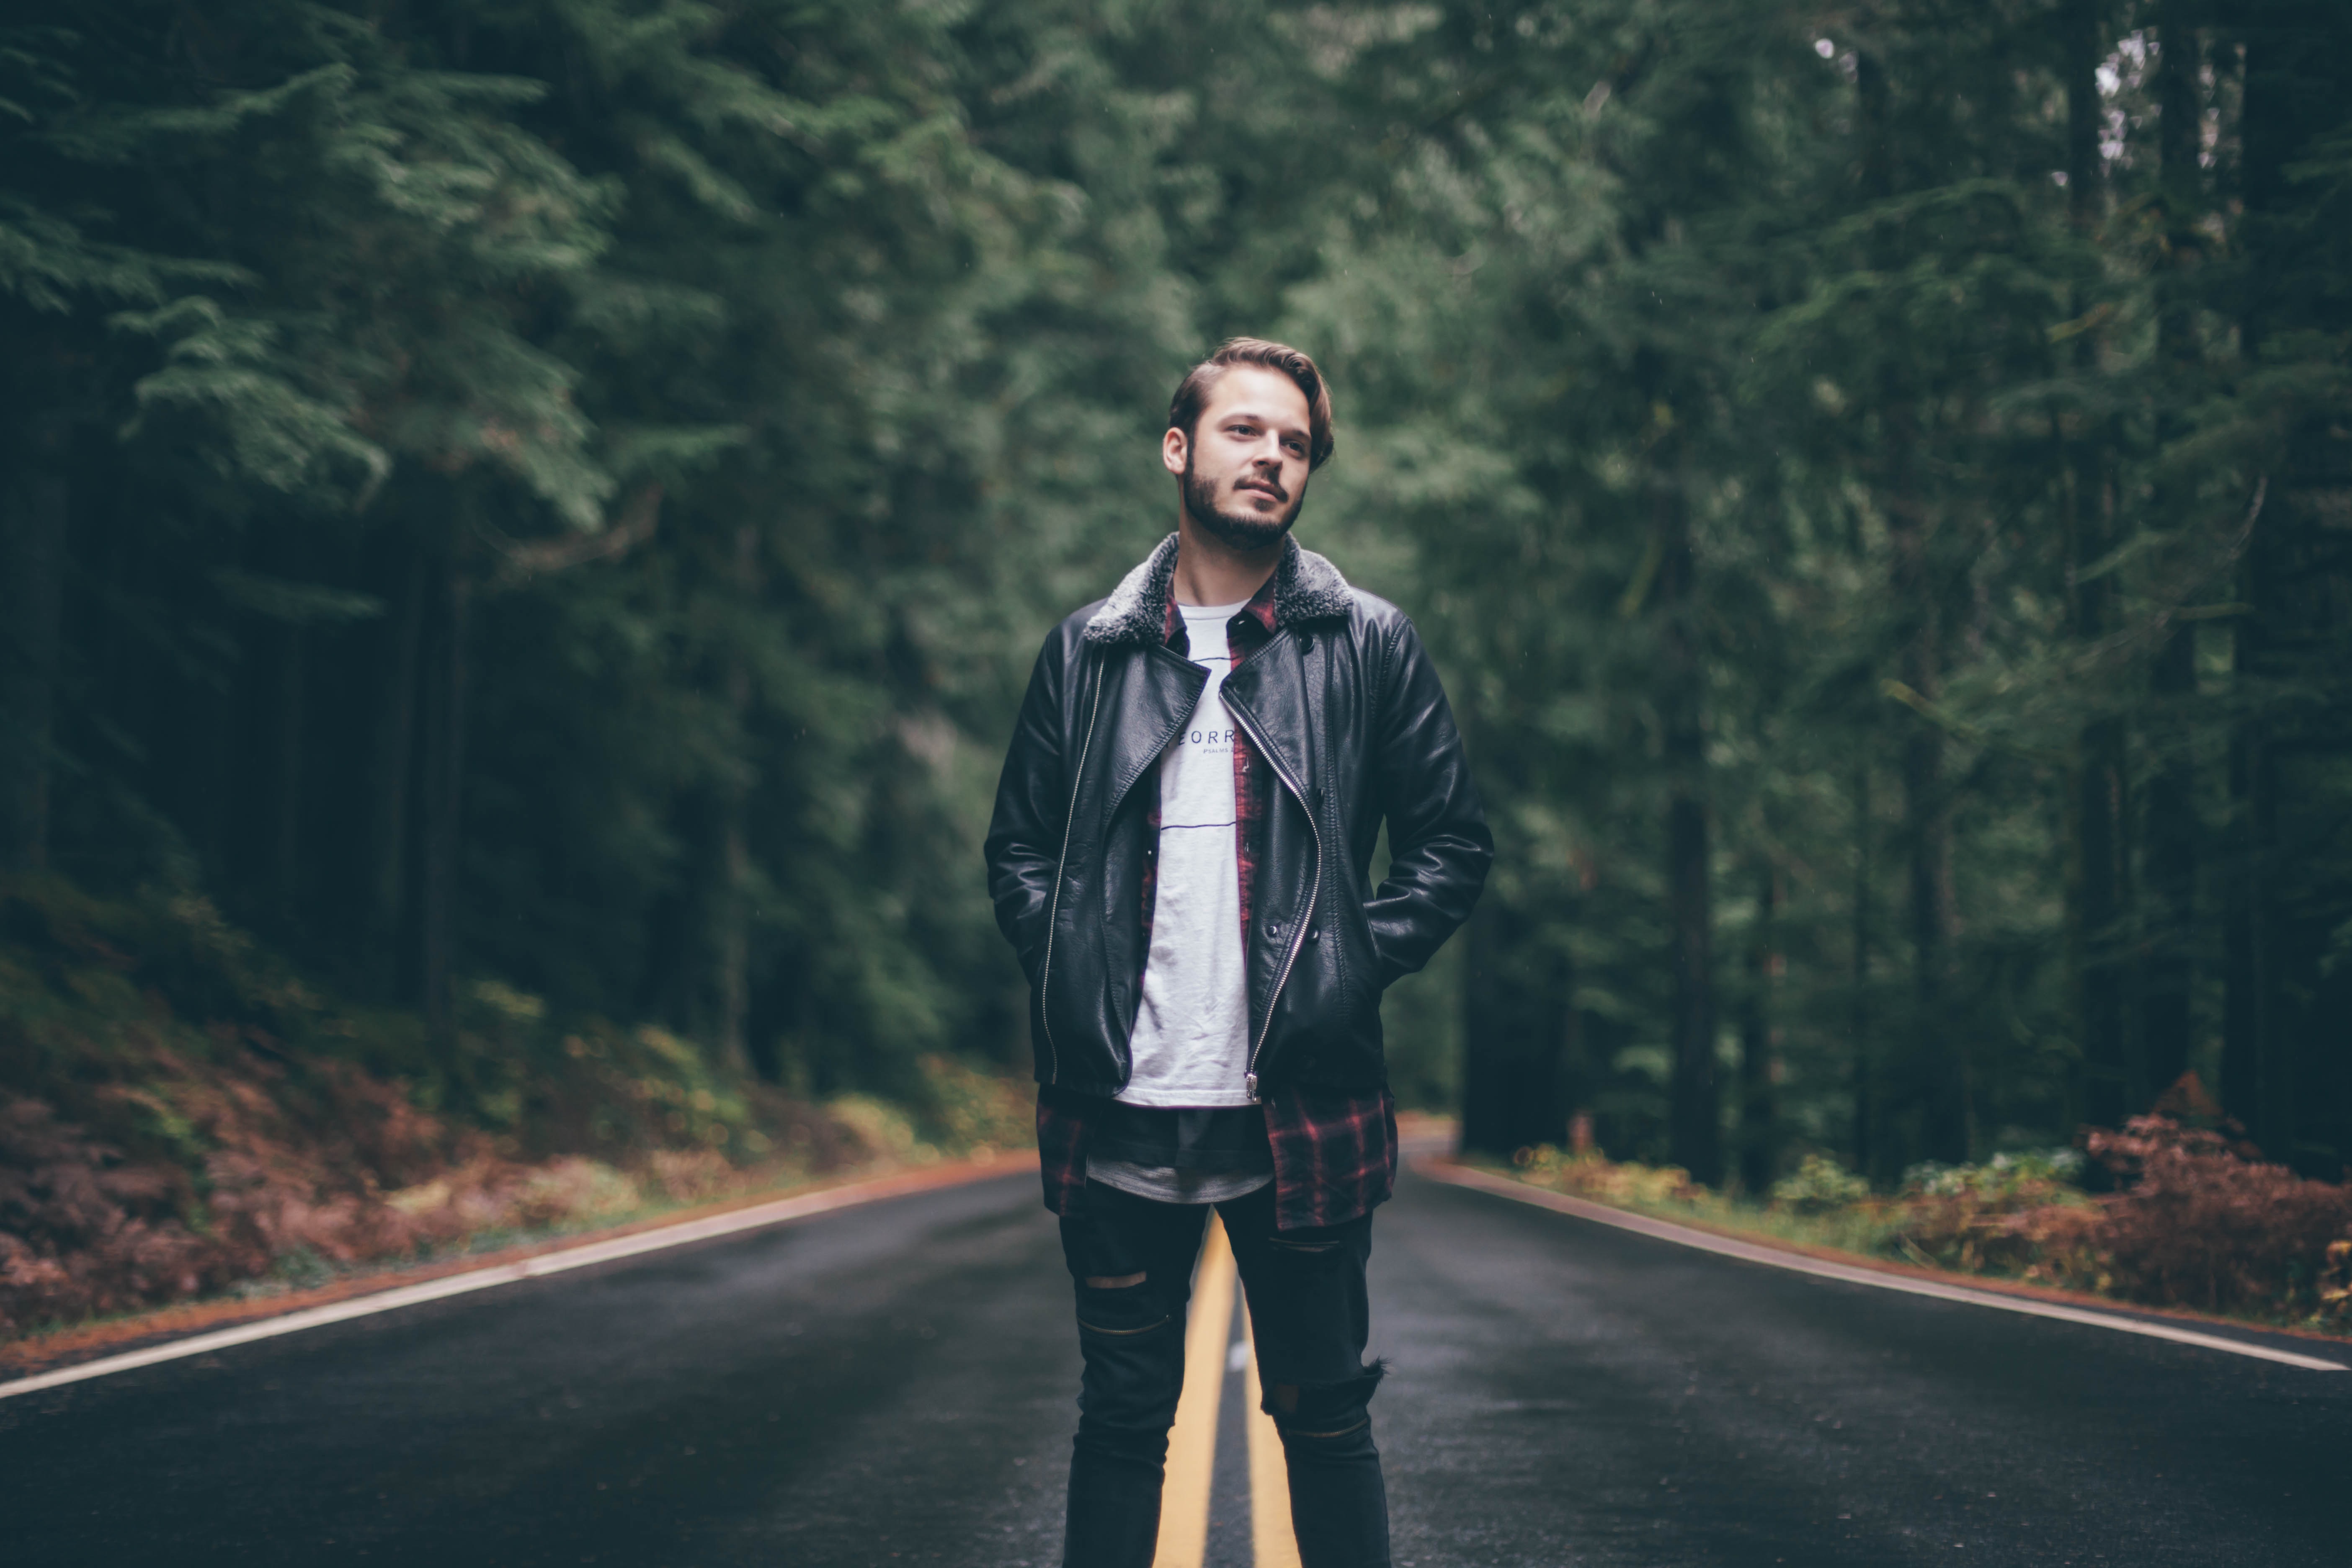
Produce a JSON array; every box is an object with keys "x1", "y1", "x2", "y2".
[{"x1": 1245, "y1": 1072, "x2": 1260, "y2": 1101}]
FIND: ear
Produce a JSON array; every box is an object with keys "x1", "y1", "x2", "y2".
[{"x1": 1161, "y1": 425, "x2": 1189, "y2": 478}]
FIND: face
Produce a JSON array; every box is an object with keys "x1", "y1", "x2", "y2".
[{"x1": 1163, "y1": 364, "x2": 1313, "y2": 552}]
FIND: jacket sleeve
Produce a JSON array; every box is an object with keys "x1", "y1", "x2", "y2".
[
  {"x1": 1365, "y1": 615, "x2": 1493, "y2": 988},
  {"x1": 984, "y1": 628, "x2": 1075, "y2": 984}
]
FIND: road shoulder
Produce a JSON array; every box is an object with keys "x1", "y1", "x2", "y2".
[
  {"x1": 1416, "y1": 1156, "x2": 2351, "y2": 1369},
  {"x1": 2, "y1": 1150, "x2": 1038, "y2": 1388}
]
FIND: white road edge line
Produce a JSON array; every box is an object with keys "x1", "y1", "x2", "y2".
[
  {"x1": 0, "y1": 1161, "x2": 1026, "y2": 1402},
  {"x1": 1423, "y1": 1161, "x2": 2349, "y2": 1374}
]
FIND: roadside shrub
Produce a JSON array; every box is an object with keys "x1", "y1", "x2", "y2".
[
  {"x1": 913, "y1": 1053, "x2": 1033, "y2": 1155},
  {"x1": 1491, "y1": 1115, "x2": 2352, "y2": 1328},
  {"x1": 1513, "y1": 1144, "x2": 1704, "y2": 1206},
  {"x1": 1886, "y1": 1151, "x2": 2095, "y2": 1282},
  {"x1": 1770, "y1": 1153, "x2": 1873, "y2": 1212},
  {"x1": 1903, "y1": 1148, "x2": 2084, "y2": 1200},
  {"x1": 821, "y1": 1054, "x2": 1033, "y2": 1168},
  {"x1": 644, "y1": 1150, "x2": 734, "y2": 1204},
  {"x1": 0, "y1": 1098, "x2": 224, "y2": 1334},
  {"x1": 2321, "y1": 1241, "x2": 2352, "y2": 1329},
  {"x1": 1867, "y1": 1119, "x2": 2350, "y2": 1318},
  {"x1": 826, "y1": 1094, "x2": 929, "y2": 1163},
  {"x1": 2078, "y1": 1116, "x2": 2352, "y2": 1316}
]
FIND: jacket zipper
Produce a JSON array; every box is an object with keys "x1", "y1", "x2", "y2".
[
  {"x1": 1036, "y1": 657, "x2": 1105, "y2": 1086},
  {"x1": 1225, "y1": 683, "x2": 1321, "y2": 1103}
]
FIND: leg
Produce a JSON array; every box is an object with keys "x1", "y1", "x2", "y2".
[
  {"x1": 1059, "y1": 1180, "x2": 1211, "y2": 1568},
  {"x1": 1220, "y1": 1184, "x2": 1388, "y2": 1568}
]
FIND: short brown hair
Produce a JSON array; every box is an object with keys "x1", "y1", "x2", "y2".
[{"x1": 1168, "y1": 338, "x2": 1336, "y2": 470}]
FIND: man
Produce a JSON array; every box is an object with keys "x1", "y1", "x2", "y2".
[{"x1": 984, "y1": 338, "x2": 1490, "y2": 1568}]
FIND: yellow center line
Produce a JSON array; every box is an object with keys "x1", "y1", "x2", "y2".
[
  {"x1": 1153, "y1": 1215, "x2": 1236, "y2": 1568},
  {"x1": 1240, "y1": 1299, "x2": 1303, "y2": 1568}
]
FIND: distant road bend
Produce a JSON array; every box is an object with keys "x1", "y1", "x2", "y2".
[{"x1": 6, "y1": 1161, "x2": 2347, "y2": 1567}]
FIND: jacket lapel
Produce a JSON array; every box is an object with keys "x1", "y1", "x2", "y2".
[
  {"x1": 1081, "y1": 530, "x2": 1353, "y2": 814},
  {"x1": 1220, "y1": 631, "x2": 1311, "y2": 800},
  {"x1": 1098, "y1": 646, "x2": 1206, "y2": 827}
]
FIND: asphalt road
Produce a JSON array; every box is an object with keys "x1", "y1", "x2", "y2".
[{"x1": 7, "y1": 1164, "x2": 2347, "y2": 1567}]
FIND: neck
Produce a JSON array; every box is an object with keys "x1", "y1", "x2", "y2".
[{"x1": 1170, "y1": 513, "x2": 1283, "y2": 607}]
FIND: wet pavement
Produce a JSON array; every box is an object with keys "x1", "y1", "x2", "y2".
[{"x1": 7, "y1": 1164, "x2": 2346, "y2": 1566}]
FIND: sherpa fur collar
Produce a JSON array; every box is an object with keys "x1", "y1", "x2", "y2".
[{"x1": 1082, "y1": 534, "x2": 1354, "y2": 646}]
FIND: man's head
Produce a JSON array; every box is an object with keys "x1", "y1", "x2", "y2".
[{"x1": 1163, "y1": 338, "x2": 1334, "y2": 553}]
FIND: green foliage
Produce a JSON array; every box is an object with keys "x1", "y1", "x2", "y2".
[
  {"x1": 1903, "y1": 1149, "x2": 2086, "y2": 1202},
  {"x1": 1267, "y1": 0, "x2": 2352, "y2": 1181},
  {"x1": 1771, "y1": 1153, "x2": 1875, "y2": 1213},
  {"x1": 1496, "y1": 1119, "x2": 2349, "y2": 1329},
  {"x1": 4, "y1": 1, "x2": 2351, "y2": 1250}
]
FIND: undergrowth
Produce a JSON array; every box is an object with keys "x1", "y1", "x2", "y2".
[
  {"x1": 0, "y1": 874, "x2": 1032, "y2": 1339},
  {"x1": 1501, "y1": 1121, "x2": 2352, "y2": 1333}
]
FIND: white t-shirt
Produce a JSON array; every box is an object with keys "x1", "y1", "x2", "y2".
[{"x1": 1117, "y1": 601, "x2": 1255, "y2": 1108}]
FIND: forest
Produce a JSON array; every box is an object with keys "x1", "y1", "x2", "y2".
[{"x1": 4, "y1": 0, "x2": 2351, "y2": 1325}]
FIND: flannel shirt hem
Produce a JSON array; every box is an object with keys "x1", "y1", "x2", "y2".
[{"x1": 1037, "y1": 1084, "x2": 1394, "y2": 1228}]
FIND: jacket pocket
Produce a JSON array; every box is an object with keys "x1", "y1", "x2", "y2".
[{"x1": 1328, "y1": 880, "x2": 1382, "y2": 1015}]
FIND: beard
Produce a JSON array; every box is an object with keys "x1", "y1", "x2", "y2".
[{"x1": 1183, "y1": 453, "x2": 1302, "y2": 552}]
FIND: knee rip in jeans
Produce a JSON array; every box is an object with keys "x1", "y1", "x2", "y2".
[
  {"x1": 1076, "y1": 1273, "x2": 1168, "y2": 1336},
  {"x1": 1266, "y1": 1236, "x2": 1341, "y2": 1255},
  {"x1": 1264, "y1": 1362, "x2": 1383, "y2": 1440}
]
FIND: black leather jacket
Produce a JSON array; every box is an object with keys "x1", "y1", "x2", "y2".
[{"x1": 984, "y1": 534, "x2": 1491, "y2": 1099}]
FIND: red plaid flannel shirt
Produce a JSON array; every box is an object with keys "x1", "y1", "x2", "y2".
[{"x1": 1037, "y1": 576, "x2": 1398, "y2": 1230}]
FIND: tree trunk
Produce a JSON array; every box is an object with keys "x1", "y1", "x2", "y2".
[
  {"x1": 1898, "y1": 596, "x2": 1967, "y2": 1163},
  {"x1": 1851, "y1": 764, "x2": 1876, "y2": 1181},
  {"x1": 1666, "y1": 787, "x2": 1716, "y2": 1182},
  {"x1": 368, "y1": 551, "x2": 427, "y2": 996},
  {"x1": 2142, "y1": 629, "x2": 2198, "y2": 1097},
  {"x1": 2076, "y1": 712, "x2": 2130, "y2": 1130},
  {"x1": 2061, "y1": 0, "x2": 2130, "y2": 1132},
  {"x1": 1738, "y1": 859, "x2": 1778, "y2": 1195},
  {"x1": 2140, "y1": 0, "x2": 2204, "y2": 1103},
  {"x1": 2222, "y1": 5, "x2": 2334, "y2": 1159},
  {"x1": 1459, "y1": 879, "x2": 1505, "y2": 1156},
  {"x1": 2221, "y1": 623, "x2": 2269, "y2": 1138},
  {"x1": 0, "y1": 466, "x2": 66, "y2": 871},
  {"x1": 708, "y1": 523, "x2": 759, "y2": 1075},
  {"x1": 1859, "y1": 44, "x2": 1968, "y2": 1166},
  {"x1": 273, "y1": 622, "x2": 306, "y2": 921},
  {"x1": 2220, "y1": 39, "x2": 2282, "y2": 1145},
  {"x1": 710, "y1": 800, "x2": 751, "y2": 1072},
  {"x1": 419, "y1": 557, "x2": 469, "y2": 1049},
  {"x1": 1888, "y1": 384, "x2": 1968, "y2": 1164},
  {"x1": 1658, "y1": 431, "x2": 1719, "y2": 1186},
  {"x1": 1459, "y1": 891, "x2": 1569, "y2": 1159}
]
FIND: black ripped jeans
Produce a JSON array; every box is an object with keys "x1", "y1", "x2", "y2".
[{"x1": 1057, "y1": 1178, "x2": 1387, "y2": 1568}]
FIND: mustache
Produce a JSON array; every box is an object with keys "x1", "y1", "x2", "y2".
[{"x1": 1183, "y1": 460, "x2": 1301, "y2": 552}]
